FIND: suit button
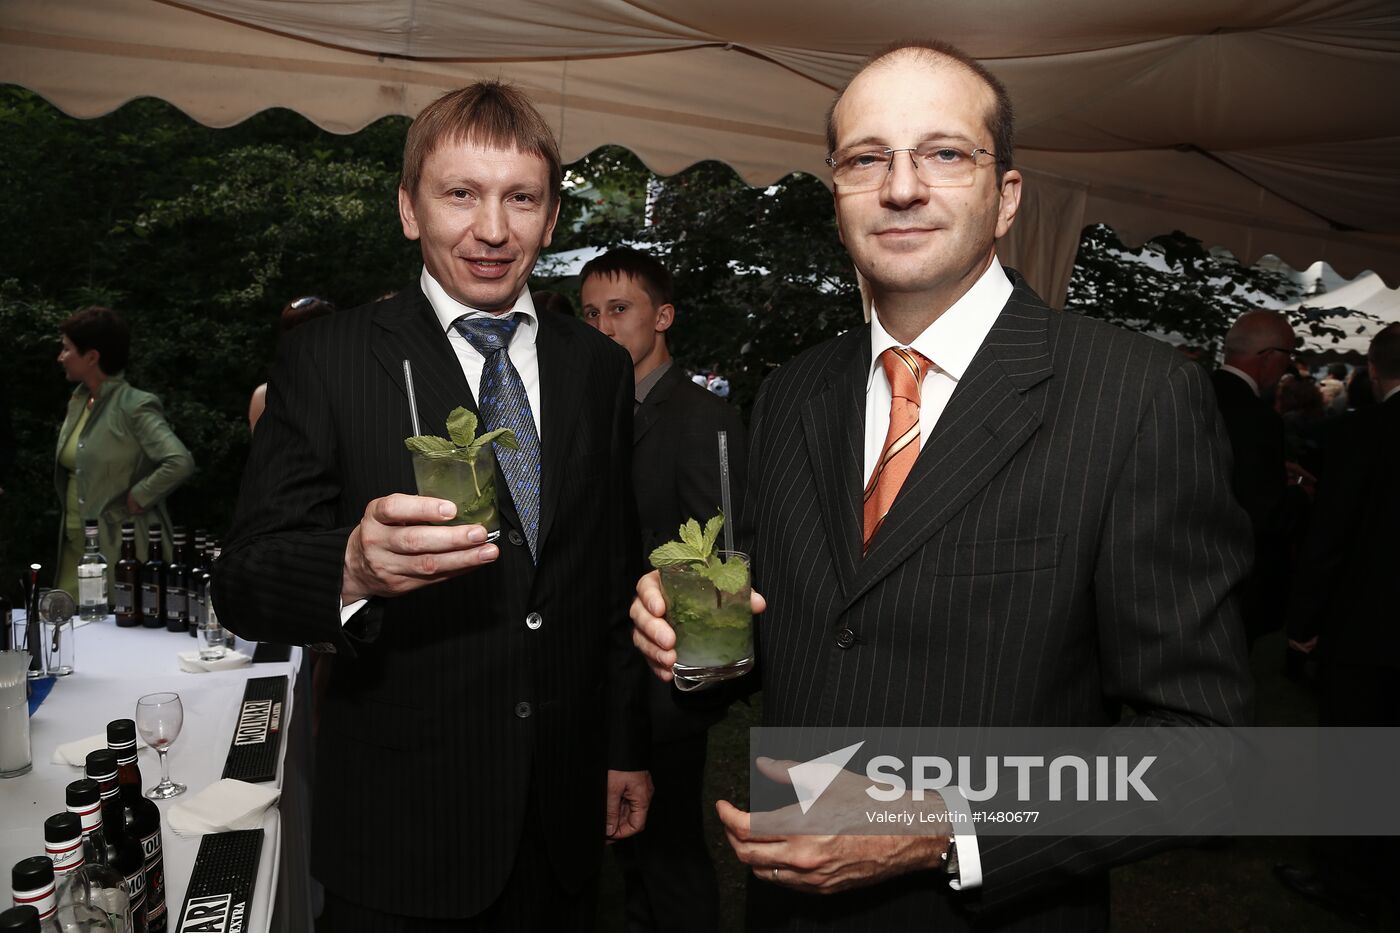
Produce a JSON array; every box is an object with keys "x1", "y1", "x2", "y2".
[
  {"x1": 507, "y1": 530, "x2": 525, "y2": 547},
  {"x1": 514, "y1": 701, "x2": 533, "y2": 719},
  {"x1": 835, "y1": 628, "x2": 856, "y2": 649},
  {"x1": 525, "y1": 612, "x2": 543, "y2": 631}
]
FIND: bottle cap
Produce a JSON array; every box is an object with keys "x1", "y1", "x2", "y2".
[
  {"x1": 9, "y1": 856, "x2": 53, "y2": 891},
  {"x1": 122, "y1": 521, "x2": 135, "y2": 532},
  {"x1": 0, "y1": 905, "x2": 40, "y2": 933},
  {"x1": 84, "y1": 519, "x2": 98, "y2": 530},
  {"x1": 85, "y1": 749, "x2": 118, "y2": 782},
  {"x1": 107, "y1": 718, "x2": 137, "y2": 746},
  {"x1": 65, "y1": 778, "x2": 99, "y2": 807},
  {"x1": 43, "y1": 813, "x2": 81, "y2": 844}
]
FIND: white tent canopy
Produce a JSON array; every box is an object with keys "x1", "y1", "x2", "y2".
[{"x1": 3, "y1": 0, "x2": 1398, "y2": 305}]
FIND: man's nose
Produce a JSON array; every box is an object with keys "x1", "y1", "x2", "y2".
[
  {"x1": 473, "y1": 198, "x2": 509, "y2": 246},
  {"x1": 880, "y1": 150, "x2": 930, "y2": 210},
  {"x1": 597, "y1": 316, "x2": 616, "y2": 336}
]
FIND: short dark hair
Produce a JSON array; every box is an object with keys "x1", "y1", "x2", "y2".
[
  {"x1": 825, "y1": 39, "x2": 1015, "y2": 181},
  {"x1": 401, "y1": 81, "x2": 562, "y2": 205},
  {"x1": 280, "y1": 296, "x2": 337, "y2": 333},
  {"x1": 579, "y1": 248, "x2": 674, "y2": 307},
  {"x1": 1327, "y1": 362, "x2": 1348, "y2": 380},
  {"x1": 60, "y1": 306, "x2": 130, "y2": 375},
  {"x1": 1370, "y1": 322, "x2": 1400, "y2": 381}
]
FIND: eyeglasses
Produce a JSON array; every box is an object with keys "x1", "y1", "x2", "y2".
[
  {"x1": 825, "y1": 144, "x2": 996, "y2": 192},
  {"x1": 290, "y1": 296, "x2": 325, "y2": 309}
]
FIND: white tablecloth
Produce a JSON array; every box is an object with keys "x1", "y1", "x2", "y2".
[{"x1": 0, "y1": 616, "x2": 301, "y2": 933}]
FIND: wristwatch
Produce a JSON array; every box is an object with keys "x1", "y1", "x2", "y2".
[{"x1": 941, "y1": 835, "x2": 960, "y2": 877}]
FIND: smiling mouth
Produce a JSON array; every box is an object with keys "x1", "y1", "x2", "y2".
[{"x1": 462, "y1": 257, "x2": 514, "y2": 278}]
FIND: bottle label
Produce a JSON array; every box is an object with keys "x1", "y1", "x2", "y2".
[
  {"x1": 70, "y1": 798, "x2": 102, "y2": 834},
  {"x1": 141, "y1": 583, "x2": 162, "y2": 614},
  {"x1": 165, "y1": 588, "x2": 185, "y2": 620},
  {"x1": 115, "y1": 582, "x2": 136, "y2": 613},
  {"x1": 12, "y1": 880, "x2": 57, "y2": 921},
  {"x1": 126, "y1": 865, "x2": 147, "y2": 907},
  {"x1": 80, "y1": 570, "x2": 108, "y2": 607},
  {"x1": 46, "y1": 835, "x2": 86, "y2": 876}
]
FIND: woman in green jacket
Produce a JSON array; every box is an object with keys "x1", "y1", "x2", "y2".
[{"x1": 53, "y1": 306, "x2": 194, "y2": 595}]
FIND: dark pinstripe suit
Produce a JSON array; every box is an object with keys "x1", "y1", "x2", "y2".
[
  {"x1": 212, "y1": 286, "x2": 647, "y2": 920},
  {"x1": 745, "y1": 273, "x2": 1253, "y2": 931}
]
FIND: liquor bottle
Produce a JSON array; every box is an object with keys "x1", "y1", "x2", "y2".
[
  {"x1": 112, "y1": 526, "x2": 142, "y2": 629},
  {"x1": 77, "y1": 523, "x2": 109, "y2": 623},
  {"x1": 81, "y1": 757, "x2": 147, "y2": 933},
  {"x1": 138, "y1": 529, "x2": 165, "y2": 631},
  {"x1": 44, "y1": 813, "x2": 122, "y2": 933},
  {"x1": 162, "y1": 529, "x2": 188, "y2": 635},
  {"x1": 105, "y1": 722, "x2": 166, "y2": 933},
  {"x1": 10, "y1": 857, "x2": 57, "y2": 925},
  {"x1": 185, "y1": 533, "x2": 209, "y2": 634},
  {"x1": 65, "y1": 780, "x2": 135, "y2": 933}
]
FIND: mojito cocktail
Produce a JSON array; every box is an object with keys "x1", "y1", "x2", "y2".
[
  {"x1": 411, "y1": 446, "x2": 501, "y2": 538},
  {"x1": 662, "y1": 549, "x2": 753, "y2": 683}
]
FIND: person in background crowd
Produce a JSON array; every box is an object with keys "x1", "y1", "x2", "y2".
[
  {"x1": 213, "y1": 81, "x2": 650, "y2": 930},
  {"x1": 53, "y1": 306, "x2": 194, "y2": 594},
  {"x1": 1277, "y1": 322, "x2": 1400, "y2": 926},
  {"x1": 1318, "y1": 362, "x2": 1349, "y2": 416},
  {"x1": 1211, "y1": 310, "x2": 1311, "y2": 648},
  {"x1": 632, "y1": 39, "x2": 1251, "y2": 931},
  {"x1": 1277, "y1": 373, "x2": 1328, "y2": 472},
  {"x1": 248, "y1": 296, "x2": 338, "y2": 431},
  {"x1": 705, "y1": 371, "x2": 731, "y2": 398},
  {"x1": 529, "y1": 289, "x2": 576, "y2": 317},
  {"x1": 1346, "y1": 365, "x2": 1375, "y2": 414},
  {"x1": 582, "y1": 247, "x2": 747, "y2": 933}
]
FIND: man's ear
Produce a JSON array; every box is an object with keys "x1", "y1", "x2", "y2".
[
  {"x1": 994, "y1": 169, "x2": 1023, "y2": 240},
  {"x1": 655, "y1": 303, "x2": 675, "y2": 334},
  {"x1": 542, "y1": 195, "x2": 562, "y2": 249},
  {"x1": 398, "y1": 185, "x2": 421, "y2": 241}
]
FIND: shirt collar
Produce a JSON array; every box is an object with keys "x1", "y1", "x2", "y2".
[
  {"x1": 635, "y1": 359, "x2": 674, "y2": 405},
  {"x1": 1384, "y1": 383, "x2": 1400, "y2": 403},
  {"x1": 1219, "y1": 364, "x2": 1260, "y2": 397},
  {"x1": 420, "y1": 266, "x2": 538, "y2": 336},
  {"x1": 868, "y1": 257, "x2": 1012, "y2": 388}
]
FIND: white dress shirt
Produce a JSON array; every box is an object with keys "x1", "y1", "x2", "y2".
[
  {"x1": 863, "y1": 258, "x2": 1013, "y2": 486},
  {"x1": 861, "y1": 258, "x2": 1011, "y2": 893},
  {"x1": 341, "y1": 269, "x2": 545, "y2": 624}
]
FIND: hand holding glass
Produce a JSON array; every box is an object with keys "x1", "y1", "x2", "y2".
[{"x1": 136, "y1": 692, "x2": 187, "y2": 799}]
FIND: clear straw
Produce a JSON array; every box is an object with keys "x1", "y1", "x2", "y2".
[
  {"x1": 402, "y1": 360, "x2": 423, "y2": 437},
  {"x1": 717, "y1": 431, "x2": 735, "y2": 554}
]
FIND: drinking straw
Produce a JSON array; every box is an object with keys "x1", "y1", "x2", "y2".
[
  {"x1": 402, "y1": 360, "x2": 423, "y2": 437},
  {"x1": 717, "y1": 431, "x2": 735, "y2": 554}
]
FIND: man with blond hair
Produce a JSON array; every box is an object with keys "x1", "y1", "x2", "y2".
[{"x1": 216, "y1": 82, "x2": 651, "y2": 929}]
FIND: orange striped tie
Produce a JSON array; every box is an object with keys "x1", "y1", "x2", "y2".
[{"x1": 863, "y1": 346, "x2": 931, "y2": 552}]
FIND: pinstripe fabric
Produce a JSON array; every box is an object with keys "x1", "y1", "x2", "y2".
[
  {"x1": 211, "y1": 286, "x2": 647, "y2": 920},
  {"x1": 745, "y1": 272, "x2": 1253, "y2": 931},
  {"x1": 863, "y1": 346, "x2": 931, "y2": 551}
]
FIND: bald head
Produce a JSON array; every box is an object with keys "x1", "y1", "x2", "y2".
[{"x1": 1222, "y1": 310, "x2": 1297, "y2": 395}]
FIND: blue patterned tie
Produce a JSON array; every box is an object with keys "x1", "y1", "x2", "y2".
[{"x1": 453, "y1": 314, "x2": 542, "y2": 560}]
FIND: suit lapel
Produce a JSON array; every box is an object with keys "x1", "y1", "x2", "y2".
[
  {"x1": 846, "y1": 282, "x2": 1054, "y2": 610},
  {"x1": 800, "y1": 329, "x2": 869, "y2": 599},
  {"x1": 369, "y1": 290, "x2": 524, "y2": 536},
  {"x1": 633, "y1": 365, "x2": 682, "y2": 446},
  {"x1": 534, "y1": 312, "x2": 585, "y2": 554}
]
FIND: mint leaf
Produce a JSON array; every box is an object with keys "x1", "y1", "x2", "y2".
[
  {"x1": 446, "y1": 407, "x2": 478, "y2": 447},
  {"x1": 470, "y1": 427, "x2": 519, "y2": 452},
  {"x1": 701, "y1": 512, "x2": 724, "y2": 554},
  {"x1": 649, "y1": 541, "x2": 708, "y2": 567},
  {"x1": 405, "y1": 434, "x2": 456, "y2": 454},
  {"x1": 679, "y1": 518, "x2": 705, "y2": 554},
  {"x1": 698, "y1": 555, "x2": 749, "y2": 594}
]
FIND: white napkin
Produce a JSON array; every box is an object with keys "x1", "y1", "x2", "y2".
[
  {"x1": 52, "y1": 732, "x2": 147, "y2": 766},
  {"x1": 167, "y1": 779, "x2": 280, "y2": 835},
  {"x1": 177, "y1": 649, "x2": 252, "y2": 673}
]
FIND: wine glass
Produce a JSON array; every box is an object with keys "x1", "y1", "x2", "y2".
[{"x1": 136, "y1": 692, "x2": 187, "y2": 799}]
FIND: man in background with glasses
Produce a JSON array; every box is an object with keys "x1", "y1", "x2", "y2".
[
  {"x1": 1213, "y1": 309, "x2": 1312, "y2": 651},
  {"x1": 632, "y1": 38, "x2": 1252, "y2": 931}
]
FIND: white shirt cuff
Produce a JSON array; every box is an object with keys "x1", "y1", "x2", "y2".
[
  {"x1": 940, "y1": 787, "x2": 983, "y2": 891},
  {"x1": 339, "y1": 598, "x2": 368, "y2": 625}
]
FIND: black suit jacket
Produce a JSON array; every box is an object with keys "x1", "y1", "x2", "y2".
[
  {"x1": 1286, "y1": 394, "x2": 1400, "y2": 667},
  {"x1": 212, "y1": 287, "x2": 647, "y2": 918},
  {"x1": 1211, "y1": 368, "x2": 1290, "y2": 640},
  {"x1": 744, "y1": 273, "x2": 1253, "y2": 931},
  {"x1": 632, "y1": 362, "x2": 748, "y2": 739}
]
